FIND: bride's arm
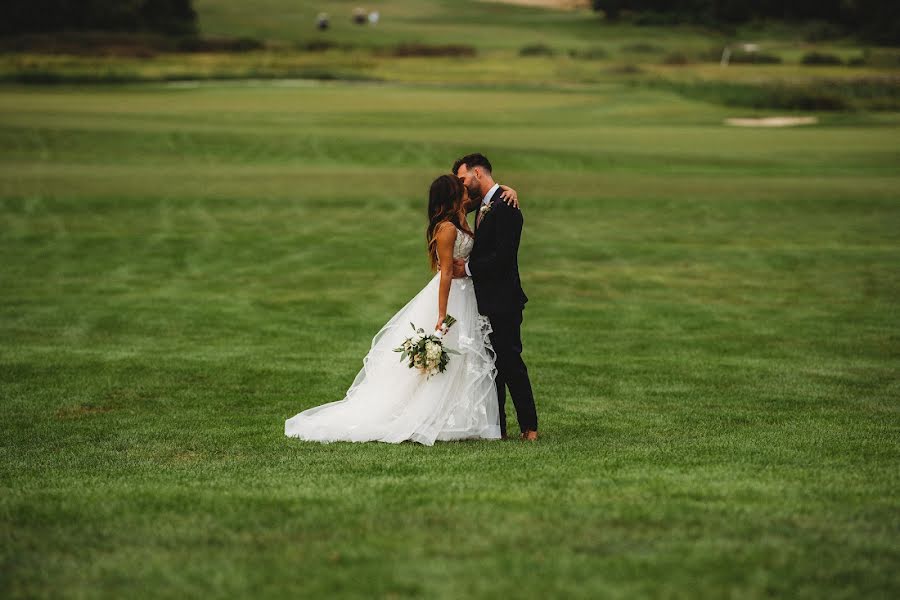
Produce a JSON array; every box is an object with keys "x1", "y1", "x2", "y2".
[
  {"x1": 465, "y1": 184, "x2": 519, "y2": 213},
  {"x1": 498, "y1": 184, "x2": 519, "y2": 208},
  {"x1": 433, "y1": 222, "x2": 457, "y2": 331}
]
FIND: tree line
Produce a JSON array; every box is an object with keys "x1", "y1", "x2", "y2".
[
  {"x1": 593, "y1": 1, "x2": 898, "y2": 44},
  {"x1": 3, "y1": 0, "x2": 197, "y2": 36}
]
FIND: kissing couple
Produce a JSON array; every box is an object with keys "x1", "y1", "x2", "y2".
[{"x1": 285, "y1": 154, "x2": 538, "y2": 445}]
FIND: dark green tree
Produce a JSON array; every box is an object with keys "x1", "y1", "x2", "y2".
[
  {"x1": 2, "y1": 0, "x2": 197, "y2": 36},
  {"x1": 591, "y1": 0, "x2": 897, "y2": 44}
]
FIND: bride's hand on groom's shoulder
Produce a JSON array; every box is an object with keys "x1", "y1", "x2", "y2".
[{"x1": 499, "y1": 184, "x2": 519, "y2": 209}]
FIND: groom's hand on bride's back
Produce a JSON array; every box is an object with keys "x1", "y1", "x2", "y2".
[{"x1": 452, "y1": 259, "x2": 467, "y2": 279}]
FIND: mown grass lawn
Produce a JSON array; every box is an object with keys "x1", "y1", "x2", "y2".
[{"x1": 1, "y1": 80, "x2": 898, "y2": 598}]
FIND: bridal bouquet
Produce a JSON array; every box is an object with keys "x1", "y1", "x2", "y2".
[{"x1": 394, "y1": 315, "x2": 460, "y2": 378}]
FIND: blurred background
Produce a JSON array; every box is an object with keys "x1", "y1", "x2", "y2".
[
  {"x1": 2, "y1": 1, "x2": 899, "y2": 90},
  {"x1": 2, "y1": 2, "x2": 898, "y2": 598}
]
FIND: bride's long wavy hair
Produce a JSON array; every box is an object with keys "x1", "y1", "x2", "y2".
[{"x1": 426, "y1": 174, "x2": 472, "y2": 272}]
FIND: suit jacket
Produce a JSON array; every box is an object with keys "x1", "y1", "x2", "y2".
[{"x1": 468, "y1": 187, "x2": 528, "y2": 315}]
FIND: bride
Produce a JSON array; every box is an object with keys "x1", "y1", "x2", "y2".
[{"x1": 284, "y1": 175, "x2": 516, "y2": 445}]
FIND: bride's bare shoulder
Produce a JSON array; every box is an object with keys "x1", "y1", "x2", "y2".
[{"x1": 434, "y1": 221, "x2": 458, "y2": 238}]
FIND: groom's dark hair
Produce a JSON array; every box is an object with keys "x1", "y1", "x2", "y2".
[{"x1": 452, "y1": 153, "x2": 492, "y2": 176}]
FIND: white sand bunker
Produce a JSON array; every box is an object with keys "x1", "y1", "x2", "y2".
[{"x1": 725, "y1": 116, "x2": 819, "y2": 127}]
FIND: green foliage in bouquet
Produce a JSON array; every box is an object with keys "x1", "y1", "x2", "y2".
[{"x1": 394, "y1": 315, "x2": 459, "y2": 378}]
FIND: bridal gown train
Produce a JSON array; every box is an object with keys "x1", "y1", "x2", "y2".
[{"x1": 284, "y1": 228, "x2": 501, "y2": 446}]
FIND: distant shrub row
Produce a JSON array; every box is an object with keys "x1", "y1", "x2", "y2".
[
  {"x1": 517, "y1": 43, "x2": 899, "y2": 68},
  {"x1": 380, "y1": 43, "x2": 476, "y2": 58},
  {"x1": 519, "y1": 44, "x2": 556, "y2": 57},
  {"x1": 801, "y1": 51, "x2": 843, "y2": 65},
  {"x1": 723, "y1": 51, "x2": 783, "y2": 65},
  {"x1": 519, "y1": 44, "x2": 610, "y2": 59},
  {"x1": 293, "y1": 41, "x2": 479, "y2": 57},
  {"x1": 0, "y1": 32, "x2": 264, "y2": 56},
  {"x1": 3, "y1": 67, "x2": 381, "y2": 85},
  {"x1": 648, "y1": 78, "x2": 900, "y2": 112}
]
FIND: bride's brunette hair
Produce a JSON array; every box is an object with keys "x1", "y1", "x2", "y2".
[{"x1": 426, "y1": 174, "x2": 472, "y2": 272}]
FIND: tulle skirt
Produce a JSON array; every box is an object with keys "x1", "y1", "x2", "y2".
[{"x1": 285, "y1": 273, "x2": 501, "y2": 446}]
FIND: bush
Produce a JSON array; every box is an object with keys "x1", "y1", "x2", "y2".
[
  {"x1": 299, "y1": 40, "x2": 344, "y2": 53},
  {"x1": 385, "y1": 43, "x2": 476, "y2": 58},
  {"x1": 696, "y1": 47, "x2": 782, "y2": 65},
  {"x1": 519, "y1": 43, "x2": 555, "y2": 57},
  {"x1": 607, "y1": 63, "x2": 643, "y2": 74},
  {"x1": 729, "y1": 51, "x2": 782, "y2": 65},
  {"x1": 0, "y1": 32, "x2": 263, "y2": 55},
  {"x1": 0, "y1": 32, "x2": 167, "y2": 56},
  {"x1": 645, "y1": 78, "x2": 900, "y2": 112},
  {"x1": 829, "y1": 77, "x2": 900, "y2": 110},
  {"x1": 175, "y1": 36, "x2": 263, "y2": 53},
  {"x1": 5, "y1": 68, "x2": 141, "y2": 84},
  {"x1": 661, "y1": 51, "x2": 691, "y2": 65},
  {"x1": 801, "y1": 52, "x2": 843, "y2": 66},
  {"x1": 568, "y1": 47, "x2": 608, "y2": 60},
  {"x1": 620, "y1": 42, "x2": 664, "y2": 54}
]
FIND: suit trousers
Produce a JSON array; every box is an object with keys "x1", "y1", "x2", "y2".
[{"x1": 486, "y1": 309, "x2": 537, "y2": 436}]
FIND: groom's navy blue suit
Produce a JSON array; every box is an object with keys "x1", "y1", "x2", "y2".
[{"x1": 468, "y1": 187, "x2": 538, "y2": 436}]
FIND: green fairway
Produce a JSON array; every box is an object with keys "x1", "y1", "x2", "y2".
[{"x1": 1, "y1": 78, "x2": 898, "y2": 598}]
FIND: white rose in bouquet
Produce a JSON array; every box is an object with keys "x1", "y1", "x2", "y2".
[{"x1": 393, "y1": 315, "x2": 460, "y2": 378}]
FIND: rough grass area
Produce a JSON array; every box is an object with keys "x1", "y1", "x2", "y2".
[{"x1": 1, "y1": 82, "x2": 898, "y2": 598}]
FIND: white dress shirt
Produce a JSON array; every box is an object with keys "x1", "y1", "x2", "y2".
[{"x1": 464, "y1": 183, "x2": 500, "y2": 277}]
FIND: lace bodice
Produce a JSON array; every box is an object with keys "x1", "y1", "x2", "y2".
[
  {"x1": 453, "y1": 228, "x2": 474, "y2": 259},
  {"x1": 435, "y1": 226, "x2": 474, "y2": 267}
]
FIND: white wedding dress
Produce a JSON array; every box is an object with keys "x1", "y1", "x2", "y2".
[{"x1": 285, "y1": 228, "x2": 501, "y2": 445}]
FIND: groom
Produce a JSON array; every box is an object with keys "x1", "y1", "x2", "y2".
[{"x1": 451, "y1": 154, "x2": 538, "y2": 441}]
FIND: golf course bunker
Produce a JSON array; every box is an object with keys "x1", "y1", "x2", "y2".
[{"x1": 725, "y1": 116, "x2": 819, "y2": 127}]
